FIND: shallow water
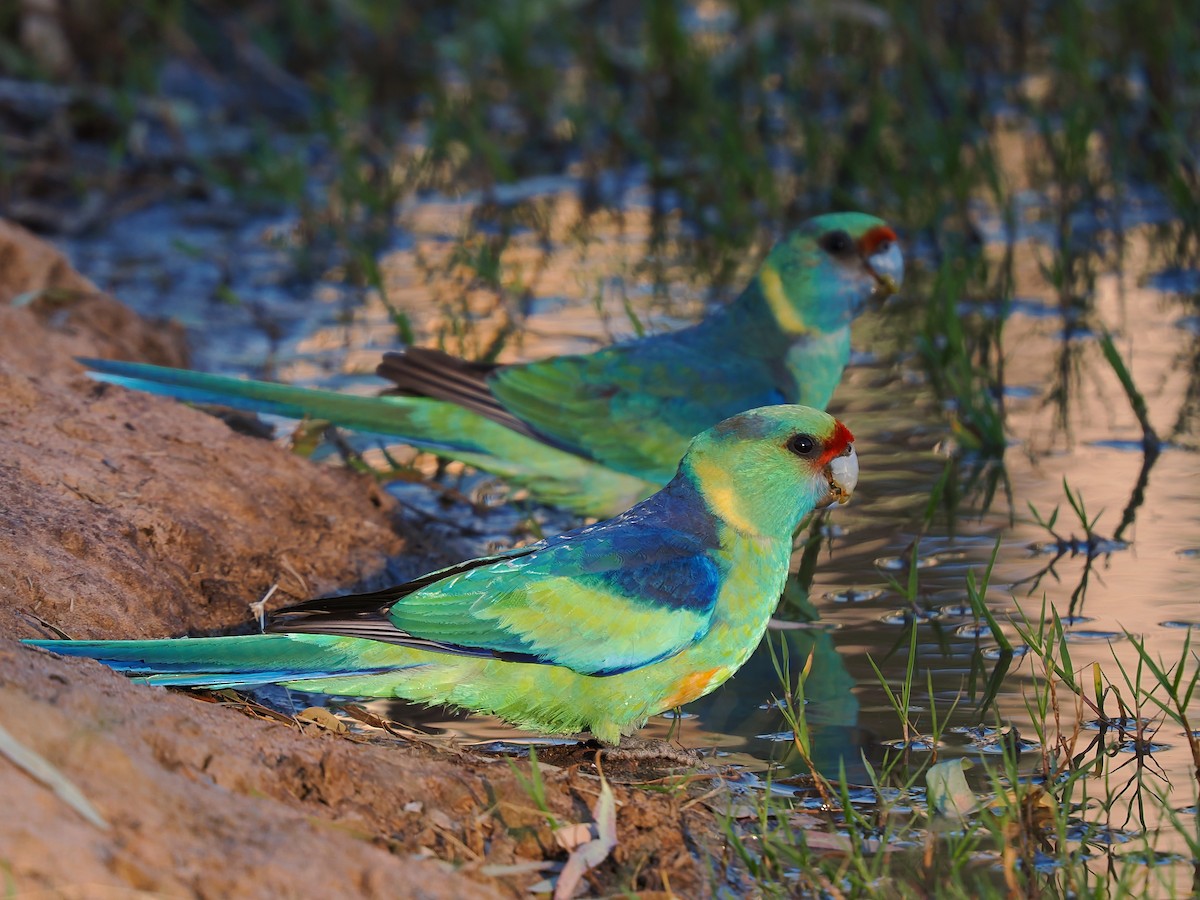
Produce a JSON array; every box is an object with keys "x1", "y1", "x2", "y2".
[{"x1": 65, "y1": 178, "x2": 1199, "y2": 888}]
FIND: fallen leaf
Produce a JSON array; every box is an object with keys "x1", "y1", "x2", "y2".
[
  {"x1": 926, "y1": 757, "x2": 977, "y2": 819},
  {"x1": 480, "y1": 860, "x2": 556, "y2": 877},
  {"x1": 800, "y1": 831, "x2": 854, "y2": 852},
  {"x1": 0, "y1": 720, "x2": 108, "y2": 830},
  {"x1": 553, "y1": 822, "x2": 593, "y2": 852},
  {"x1": 553, "y1": 772, "x2": 617, "y2": 899},
  {"x1": 296, "y1": 706, "x2": 349, "y2": 733}
]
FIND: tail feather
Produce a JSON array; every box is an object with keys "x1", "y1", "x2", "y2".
[
  {"x1": 376, "y1": 348, "x2": 541, "y2": 440},
  {"x1": 81, "y1": 357, "x2": 487, "y2": 455},
  {"x1": 79, "y1": 357, "x2": 657, "y2": 516},
  {"x1": 23, "y1": 634, "x2": 395, "y2": 689}
]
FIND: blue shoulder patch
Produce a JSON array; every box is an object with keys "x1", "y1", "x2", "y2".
[{"x1": 592, "y1": 553, "x2": 721, "y2": 614}]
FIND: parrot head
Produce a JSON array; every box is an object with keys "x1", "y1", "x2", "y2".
[
  {"x1": 681, "y1": 405, "x2": 858, "y2": 539},
  {"x1": 754, "y1": 211, "x2": 904, "y2": 336}
]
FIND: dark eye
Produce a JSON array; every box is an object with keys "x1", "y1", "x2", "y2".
[
  {"x1": 819, "y1": 229, "x2": 854, "y2": 257},
  {"x1": 787, "y1": 433, "x2": 817, "y2": 457}
]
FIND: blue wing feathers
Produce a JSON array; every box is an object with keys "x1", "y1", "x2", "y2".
[{"x1": 596, "y1": 555, "x2": 720, "y2": 614}]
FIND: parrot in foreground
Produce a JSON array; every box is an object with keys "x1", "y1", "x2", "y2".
[
  {"x1": 25, "y1": 405, "x2": 858, "y2": 744},
  {"x1": 83, "y1": 212, "x2": 896, "y2": 516}
]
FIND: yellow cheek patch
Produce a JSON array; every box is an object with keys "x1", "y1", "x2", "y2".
[
  {"x1": 689, "y1": 456, "x2": 758, "y2": 534},
  {"x1": 662, "y1": 667, "x2": 724, "y2": 709},
  {"x1": 758, "y1": 264, "x2": 810, "y2": 336}
]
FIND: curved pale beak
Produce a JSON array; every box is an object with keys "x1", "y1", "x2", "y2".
[
  {"x1": 815, "y1": 443, "x2": 858, "y2": 509},
  {"x1": 866, "y1": 241, "x2": 904, "y2": 300}
]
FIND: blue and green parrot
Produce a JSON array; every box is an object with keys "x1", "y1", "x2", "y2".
[
  {"x1": 25, "y1": 405, "x2": 858, "y2": 744},
  {"x1": 82, "y1": 212, "x2": 899, "y2": 516}
]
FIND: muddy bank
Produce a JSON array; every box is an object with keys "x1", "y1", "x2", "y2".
[{"x1": 0, "y1": 221, "x2": 731, "y2": 897}]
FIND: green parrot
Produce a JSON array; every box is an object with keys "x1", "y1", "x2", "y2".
[
  {"x1": 83, "y1": 212, "x2": 898, "y2": 516},
  {"x1": 25, "y1": 405, "x2": 858, "y2": 744}
]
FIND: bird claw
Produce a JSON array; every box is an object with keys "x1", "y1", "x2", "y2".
[{"x1": 600, "y1": 737, "x2": 705, "y2": 769}]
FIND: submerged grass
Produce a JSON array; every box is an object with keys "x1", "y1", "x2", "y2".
[{"x1": 725, "y1": 565, "x2": 1200, "y2": 898}]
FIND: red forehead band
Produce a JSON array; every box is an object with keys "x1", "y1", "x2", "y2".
[
  {"x1": 858, "y1": 225, "x2": 897, "y2": 256},
  {"x1": 818, "y1": 420, "x2": 855, "y2": 466}
]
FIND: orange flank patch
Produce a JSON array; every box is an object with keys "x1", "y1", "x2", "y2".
[{"x1": 661, "y1": 668, "x2": 723, "y2": 709}]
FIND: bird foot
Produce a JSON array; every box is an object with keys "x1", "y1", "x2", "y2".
[{"x1": 600, "y1": 737, "x2": 705, "y2": 769}]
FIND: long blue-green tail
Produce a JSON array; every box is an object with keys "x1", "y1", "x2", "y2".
[
  {"x1": 22, "y1": 635, "x2": 398, "y2": 689},
  {"x1": 82, "y1": 357, "x2": 482, "y2": 456},
  {"x1": 80, "y1": 358, "x2": 654, "y2": 515}
]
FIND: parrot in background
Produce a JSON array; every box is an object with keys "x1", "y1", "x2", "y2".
[
  {"x1": 83, "y1": 211, "x2": 899, "y2": 516},
  {"x1": 26, "y1": 405, "x2": 858, "y2": 744}
]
